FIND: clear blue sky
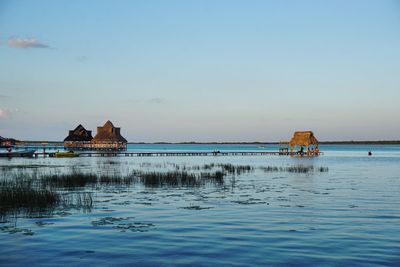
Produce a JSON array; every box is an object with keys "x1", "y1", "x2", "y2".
[{"x1": 1, "y1": 0, "x2": 399, "y2": 141}]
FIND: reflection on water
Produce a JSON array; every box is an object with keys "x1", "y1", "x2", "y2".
[{"x1": 0, "y1": 145, "x2": 400, "y2": 266}]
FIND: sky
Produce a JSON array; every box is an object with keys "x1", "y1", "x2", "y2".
[{"x1": 0, "y1": 0, "x2": 399, "y2": 142}]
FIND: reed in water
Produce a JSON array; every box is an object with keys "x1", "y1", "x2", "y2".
[{"x1": 260, "y1": 165, "x2": 329, "y2": 173}]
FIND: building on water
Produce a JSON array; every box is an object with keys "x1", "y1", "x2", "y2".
[
  {"x1": 0, "y1": 136, "x2": 17, "y2": 148},
  {"x1": 289, "y1": 131, "x2": 319, "y2": 153},
  {"x1": 63, "y1": 124, "x2": 93, "y2": 150},
  {"x1": 91, "y1": 120, "x2": 127, "y2": 150}
]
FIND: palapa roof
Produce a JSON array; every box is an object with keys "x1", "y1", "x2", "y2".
[
  {"x1": 289, "y1": 131, "x2": 318, "y2": 147},
  {"x1": 64, "y1": 124, "x2": 93, "y2": 142},
  {"x1": 92, "y1": 120, "x2": 127, "y2": 143}
]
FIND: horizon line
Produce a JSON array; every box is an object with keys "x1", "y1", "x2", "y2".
[{"x1": 13, "y1": 140, "x2": 400, "y2": 145}]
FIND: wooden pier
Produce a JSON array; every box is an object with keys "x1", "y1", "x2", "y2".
[{"x1": 33, "y1": 151, "x2": 322, "y2": 158}]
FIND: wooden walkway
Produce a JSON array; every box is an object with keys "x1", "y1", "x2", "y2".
[{"x1": 33, "y1": 151, "x2": 322, "y2": 158}]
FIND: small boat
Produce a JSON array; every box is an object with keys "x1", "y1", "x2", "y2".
[
  {"x1": 0, "y1": 149, "x2": 35, "y2": 158},
  {"x1": 55, "y1": 151, "x2": 80, "y2": 158}
]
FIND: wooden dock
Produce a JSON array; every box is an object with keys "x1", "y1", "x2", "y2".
[{"x1": 33, "y1": 151, "x2": 322, "y2": 158}]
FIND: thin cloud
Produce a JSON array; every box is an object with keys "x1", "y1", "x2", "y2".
[
  {"x1": 7, "y1": 37, "x2": 50, "y2": 49},
  {"x1": 0, "y1": 107, "x2": 10, "y2": 119},
  {"x1": 129, "y1": 97, "x2": 167, "y2": 104},
  {"x1": 0, "y1": 95, "x2": 8, "y2": 98},
  {"x1": 147, "y1": 97, "x2": 166, "y2": 104},
  {"x1": 0, "y1": 107, "x2": 21, "y2": 120}
]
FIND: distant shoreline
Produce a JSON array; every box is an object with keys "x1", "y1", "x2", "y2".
[
  {"x1": 134, "y1": 141, "x2": 400, "y2": 145},
  {"x1": 16, "y1": 140, "x2": 400, "y2": 145}
]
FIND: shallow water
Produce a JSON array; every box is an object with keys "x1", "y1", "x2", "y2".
[{"x1": 1, "y1": 144, "x2": 400, "y2": 266}]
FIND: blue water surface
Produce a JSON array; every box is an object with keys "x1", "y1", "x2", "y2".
[{"x1": 0, "y1": 144, "x2": 399, "y2": 266}]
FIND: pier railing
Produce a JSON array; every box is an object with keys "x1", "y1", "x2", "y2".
[{"x1": 32, "y1": 151, "x2": 323, "y2": 158}]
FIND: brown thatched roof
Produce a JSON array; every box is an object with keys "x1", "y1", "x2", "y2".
[
  {"x1": 289, "y1": 131, "x2": 318, "y2": 147},
  {"x1": 92, "y1": 120, "x2": 127, "y2": 143},
  {"x1": 64, "y1": 124, "x2": 93, "y2": 142}
]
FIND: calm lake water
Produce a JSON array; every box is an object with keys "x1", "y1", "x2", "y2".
[{"x1": 1, "y1": 144, "x2": 400, "y2": 266}]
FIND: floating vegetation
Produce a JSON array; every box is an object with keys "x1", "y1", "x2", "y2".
[
  {"x1": 34, "y1": 221, "x2": 55, "y2": 227},
  {"x1": 260, "y1": 165, "x2": 328, "y2": 173},
  {"x1": 112, "y1": 222, "x2": 155, "y2": 232},
  {"x1": 0, "y1": 225, "x2": 34, "y2": 235},
  {"x1": 232, "y1": 199, "x2": 267, "y2": 205},
  {"x1": 91, "y1": 216, "x2": 133, "y2": 226},
  {"x1": 180, "y1": 205, "x2": 213, "y2": 210},
  {"x1": 91, "y1": 216, "x2": 155, "y2": 232}
]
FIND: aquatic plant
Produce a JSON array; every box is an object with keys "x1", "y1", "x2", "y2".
[
  {"x1": 318, "y1": 167, "x2": 329, "y2": 172},
  {"x1": 0, "y1": 178, "x2": 93, "y2": 218},
  {"x1": 200, "y1": 171, "x2": 224, "y2": 184},
  {"x1": 139, "y1": 171, "x2": 198, "y2": 187},
  {"x1": 0, "y1": 180, "x2": 60, "y2": 213},
  {"x1": 0, "y1": 164, "x2": 242, "y2": 217},
  {"x1": 99, "y1": 174, "x2": 135, "y2": 185},
  {"x1": 260, "y1": 165, "x2": 329, "y2": 173},
  {"x1": 31, "y1": 169, "x2": 227, "y2": 189},
  {"x1": 138, "y1": 171, "x2": 225, "y2": 188},
  {"x1": 41, "y1": 172, "x2": 98, "y2": 188},
  {"x1": 60, "y1": 192, "x2": 93, "y2": 210},
  {"x1": 198, "y1": 163, "x2": 253, "y2": 175},
  {"x1": 218, "y1": 164, "x2": 253, "y2": 175}
]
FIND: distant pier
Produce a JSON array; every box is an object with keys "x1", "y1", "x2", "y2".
[
  {"x1": 32, "y1": 151, "x2": 322, "y2": 158},
  {"x1": 13, "y1": 143, "x2": 322, "y2": 158}
]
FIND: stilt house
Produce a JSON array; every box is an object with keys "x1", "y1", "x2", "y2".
[
  {"x1": 0, "y1": 136, "x2": 16, "y2": 148},
  {"x1": 91, "y1": 120, "x2": 127, "y2": 150},
  {"x1": 289, "y1": 131, "x2": 318, "y2": 152},
  {"x1": 63, "y1": 124, "x2": 93, "y2": 150}
]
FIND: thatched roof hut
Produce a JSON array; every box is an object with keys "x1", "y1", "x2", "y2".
[
  {"x1": 63, "y1": 124, "x2": 93, "y2": 150},
  {"x1": 92, "y1": 121, "x2": 127, "y2": 150},
  {"x1": 289, "y1": 131, "x2": 318, "y2": 148},
  {"x1": 64, "y1": 124, "x2": 93, "y2": 142}
]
